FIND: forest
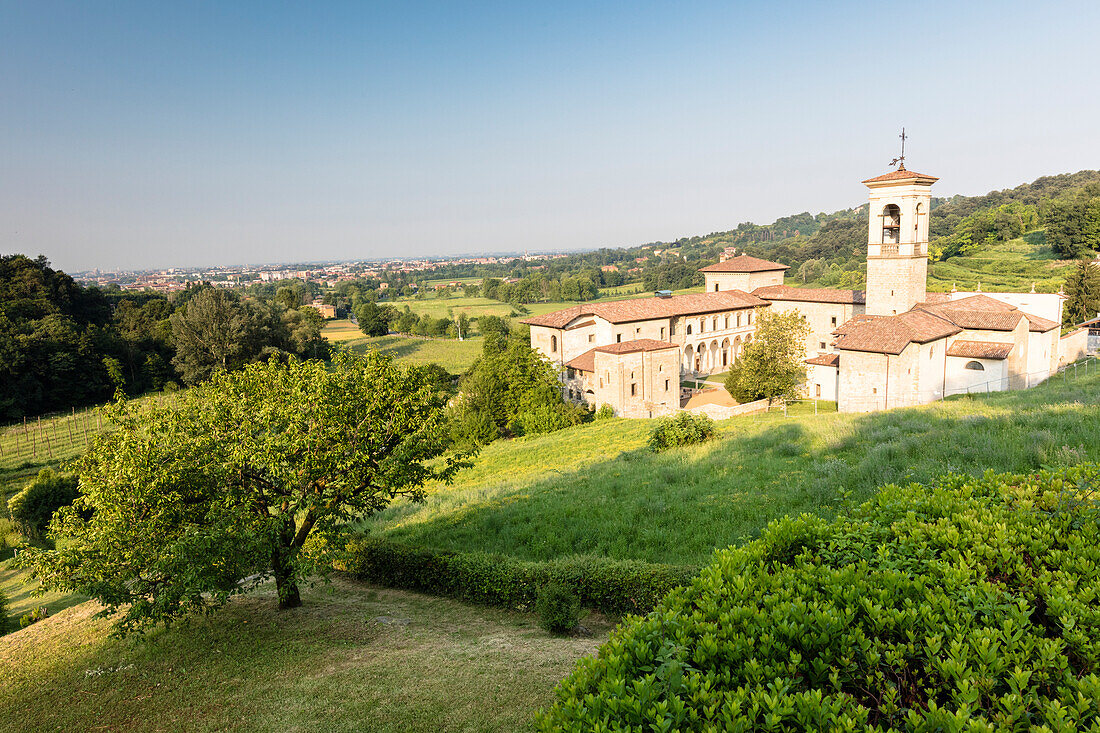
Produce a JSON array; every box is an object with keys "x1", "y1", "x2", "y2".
[{"x1": 0, "y1": 255, "x2": 327, "y2": 420}]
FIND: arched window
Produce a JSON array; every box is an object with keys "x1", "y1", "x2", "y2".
[
  {"x1": 550, "y1": 335, "x2": 557, "y2": 352},
  {"x1": 882, "y1": 204, "x2": 901, "y2": 244},
  {"x1": 699, "y1": 319, "x2": 705, "y2": 333},
  {"x1": 686, "y1": 324, "x2": 692, "y2": 335},
  {"x1": 965, "y1": 361, "x2": 985, "y2": 371}
]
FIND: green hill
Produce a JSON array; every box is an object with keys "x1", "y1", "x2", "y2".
[{"x1": 360, "y1": 364, "x2": 1100, "y2": 565}]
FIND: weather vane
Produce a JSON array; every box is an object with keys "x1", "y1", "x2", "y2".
[{"x1": 889, "y1": 127, "x2": 907, "y2": 170}]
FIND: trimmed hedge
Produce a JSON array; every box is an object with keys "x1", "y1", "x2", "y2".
[
  {"x1": 337, "y1": 538, "x2": 698, "y2": 616},
  {"x1": 538, "y1": 465, "x2": 1100, "y2": 730}
]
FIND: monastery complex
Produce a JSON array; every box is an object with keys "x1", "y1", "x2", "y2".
[{"x1": 524, "y1": 167, "x2": 1091, "y2": 417}]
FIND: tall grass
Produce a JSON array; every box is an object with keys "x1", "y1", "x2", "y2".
[{"x1": 361, "y1": 369, "x2": 1100, "y2": 565}]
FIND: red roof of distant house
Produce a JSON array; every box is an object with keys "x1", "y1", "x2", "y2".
[
  {"x1": 753, "y1": 285, "x2": 866, "y2": 305},
  {"x1": 806, "y1": 353, "x2": 840, "y2": 367},
  {"x1": 861, "y1": 168, "x2": 940, "y2": 184},
  {"x1": 946, "y1": 340, "x2": 1014, "y2": 360},
  {"x1": 564, "y1": 339, "x2": 678, "y2": 373},
  {"x1": 521, "y1": 290, "x2": 769, "y2": 328},
  {"x1": 594, "y1": 339, "x2": 679, "y2": 355},
  {"x1": 565, "y1": 349, "x2": 597, "y2": 372},
  {"x1": 698, "y1": 255, "x2": 790, "y2": 273}
]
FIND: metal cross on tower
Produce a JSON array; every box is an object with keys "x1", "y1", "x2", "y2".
[{"x1": 889, "y1": 128, "x2": 907, "y2": 170}]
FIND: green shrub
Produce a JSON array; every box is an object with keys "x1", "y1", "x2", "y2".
[
  {"x1": 595, "y1": 404, "x2": 615, "y2": 421},
  {"x1": 338, "y1": 538, "x2": 696, "y2": 616},
  {"x1": 538, "y1": 465, "x2": 1100, "y2": 730},
  {"x1": 7, "y1": 468, "x2": 79, "y2": 540},
  {"x1": 18, "y1": 606, "x2": 48, "y2": 629},
  {"x1": 536, "y1": 582, "x2": 582, "y2": 635},
  {"x1": 647, "y1": 411, "x2": 716, "y2": 452}
]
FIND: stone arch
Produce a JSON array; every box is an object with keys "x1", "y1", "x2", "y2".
[
  {"x1": 721, "y1": 338, "x2": 731, "y2": 367},
  {"x1": 683, "y1": 343, "x2": 694, "y2": 373},
  {"x1": 709, "y1": 340, "x2": 720, "y2": 372},
  {"x1": 882, "y1": 203, "x2": 901, "y2": 244}
]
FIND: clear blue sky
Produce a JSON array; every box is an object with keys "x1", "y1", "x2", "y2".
[{"x1": 2, "y1": 1, "x2": 1098, "y2": 272}]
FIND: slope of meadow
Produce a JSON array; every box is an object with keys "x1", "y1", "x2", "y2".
[
  {"x1": 0, "y1": 573, "x2": 610, "y2": 732},
  {"x1": 928, "y1": 230, "x2": 1074, "y2": 292},
  {"x1": 362, "y1": 365, "x2": 1100, "y2": 565}
]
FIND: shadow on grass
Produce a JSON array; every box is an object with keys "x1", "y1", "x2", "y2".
[{"x1": 364, "y1": 371, "x2": 1100, "y2": 566}]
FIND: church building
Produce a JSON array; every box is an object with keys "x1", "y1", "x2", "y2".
[{"x1": 525, "y1": 165, "x2": 1082, "y2": 416}]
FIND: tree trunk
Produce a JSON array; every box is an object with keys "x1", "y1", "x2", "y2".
[
  {"x1": 273, "y1": 551, "x2": 302, "y2": 609},
  {"x1": 271, "y1": 528, "x2": 302, "y2": 610}
]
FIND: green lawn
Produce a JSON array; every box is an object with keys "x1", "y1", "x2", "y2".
[
  {"x1": 0, "y1": 571, "x2": 610, "y2": 732},
  {"x1": 361, "y1": 367, "x2": 1100, "y2": 565},
  {"x1": 345, "y1": 335, "x2": 483, "y2": 374}
]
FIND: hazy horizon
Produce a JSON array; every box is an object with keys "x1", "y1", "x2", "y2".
[{"x1": 3, "y1": 1, "x2": 1099, "y2": 273}]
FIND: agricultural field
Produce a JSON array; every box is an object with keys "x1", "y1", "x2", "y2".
[
  {"x1": 928, "y1": 231, "x2": 1074, "y2": 292},
  {"x1": 0, "y1": 569, "x2": 611, "y2": 732},
  {"x1": 320, "y1": 319, "x2": 366, "y2": 343},
  {"x1": 344, "y1": 335, "x2": 483, "y2": 374},
  {"x1": 361, "y1": 365, "x2": 1100, "y2": 565}
]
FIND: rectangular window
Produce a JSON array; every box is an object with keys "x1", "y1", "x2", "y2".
[
  {"x1": 588, "y1": 334, "x2": 594, "y2": 343},
  {"x1": 660, "y1": 327, "x2": 666, "y2": 339},
  {"x1": 664, "y1": 379, "x2": 669, "y2": 391},
  {"x1": 819, "y1": 342, "x2": 826, "y2": 351},
  {"x1": 630, "y1": 383, "x2": 637, "y2": 396},
  {"x1": 830, "y1": 316, "x2": 838, "y2": 327},
  {"x1": 736, "y1": 314, "x2": 741, "y2": 327},
  {"x1": 635, "y1": 327, "x2": 641, "y2": 334},
  {"x1": 616, "y1": 334, "x2": 622, "y2": 343},
  {"x1": 815, "y1": 384, "x2": 821, "y2": 398}
]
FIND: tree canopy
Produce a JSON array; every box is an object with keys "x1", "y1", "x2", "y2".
[
  {"x1": 1063, "y1": 260, "x2": 1100, "y2": 327},
  {"x1": 724, "y1": 309, "x2": 810, "y2": 405},
  {"x1": 25, "y1": 351, "x2": 468, "y2": 632}
]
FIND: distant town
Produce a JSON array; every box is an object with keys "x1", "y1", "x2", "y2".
[{"x1": 72, "y1": 251, "x2": 580, "y2": 294}]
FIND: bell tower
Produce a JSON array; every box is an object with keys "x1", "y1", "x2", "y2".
[{"x1": 862, "y1": 165, "x2": 938, "y2": 316}]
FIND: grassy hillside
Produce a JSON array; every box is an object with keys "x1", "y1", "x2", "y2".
[
  {"x1": 362, "y1": 365, "x2": 1100, "y2": 565},
  {"x1": 0, "y1": 572, "x2": 610, "y2": 732},
  {"x1": 344, "y1": 334, "x2": 484, "y2": 374},
  {"x1": 928, "y1": 230, "x2": 1074, "y2": 292}
]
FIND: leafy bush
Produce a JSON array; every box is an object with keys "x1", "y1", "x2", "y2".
[
  {"x1": 537, "y1": 465, "x2": 1100, "y2": 730},
  {"x1": 647, "y1": 412, "x2": 716, "y2": 452},
  {"x1": 595, "y1": 404, "x2": 615, "y2": 421},
  {"x1": 18, "y1": 606, "x2": 48, "y2": 629},
  {"x1": 536, "y1": 582, "x2": 582, "y2": 635},
  {"x1": 7, "y1": 468, "x2": 79, "y2": 539},
  {"x1": 510, "y1": 403, "x2": 585, "y2": 437},
  {"x1": 338, "y1": 538, "x2": 696, "y2": 617}
]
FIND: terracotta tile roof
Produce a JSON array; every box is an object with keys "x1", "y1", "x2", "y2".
[
  {"x1": 861, "y1": 168, "x2": 940, "y2": 184},
  {"x1": 521, "y1": 290, "x2": 769, "y2": 328},
  {"x1": 946, "y1": 340, "x2": 1014, "y2": 360},
  {"x1": 698, "y1": 255, "x2": 790, "y2": 273},
  {"x1": 1022, "y1": 312, "x2": 1060, "y2": 333},
  {"x1": 834, "y1": 311, "x2": 961, "y2": 355},
  {"x1": 806, "y1": 353, "x2": 840, "y2": 367},
  {"x1": 565, "y1": 348, "x2": 597, "y2": 372},
  {"x1": 753, "y1": 285, "x2": 866, "y2": 305},
  {"x1": 564, "y1": 339, "x2": 679, "y2": 372},
  {"x1": 919, "y1": 292, "x2": 953, "y2": 303},
  {"x1": 914, "y1": 295, "x2": 1057, "y2": 332},
  {"x1": 834, "y1": 293, "x2": 1057, "y2": 355}
]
